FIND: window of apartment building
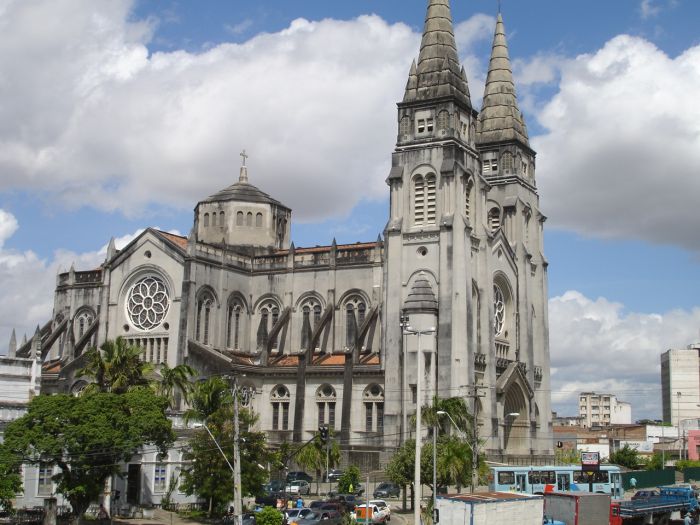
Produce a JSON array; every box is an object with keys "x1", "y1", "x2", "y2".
[
  {"x1": 38, "y1": 463, "x2": 53, "y2": 496},
  {"x1": 154, "y1": 455, "x2": 168, "y2": 493}
]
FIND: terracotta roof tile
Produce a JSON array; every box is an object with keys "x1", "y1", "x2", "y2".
[{"x1": 157, "y1": 230, "x2": 188, "y2": 250}]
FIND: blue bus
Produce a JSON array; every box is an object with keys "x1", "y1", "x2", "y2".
[{"x1": 489, "y1": 465, "x2": 623, "y2": 499}]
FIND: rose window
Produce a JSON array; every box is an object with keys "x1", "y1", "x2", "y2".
[
  {"x1": 493, "y1": 284, "x2": 505, "y2": 336},
  {"x1": 127, "y1": 276, "x2": 170, "y2": 331}
]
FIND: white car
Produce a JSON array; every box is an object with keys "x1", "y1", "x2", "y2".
[
  {"x1": 352, "y1": 503, "x2": 390, "y2": 523},
  {"x1": 285, "y1": 480, "x2": 311, "y2": 495},
  {"x1": 370, "y1": 500, "x2": 391, "y2": 521},
  {"x1": 285, "y1": 508, "x2": 315, "y2": 523}
]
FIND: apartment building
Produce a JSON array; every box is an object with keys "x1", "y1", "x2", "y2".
[{"x1": 578, "y1": 392, "x2": 631, "y2": 428}]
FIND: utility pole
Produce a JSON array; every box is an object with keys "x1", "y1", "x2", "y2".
[
  {"x1": 399, "y1": 311, "x2": 410, "y2": 446},
  {"x1": 231, "y1": 376, "x2": 243, "y2": 525},
  {"x1": 464, "y1": 385, "x2": 486, "y2": 493}
]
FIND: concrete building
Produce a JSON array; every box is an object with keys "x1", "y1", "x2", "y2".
[
  {"x1": 9, "y1": 0, "x2": 552, "y2": 485},
  {"x1": 0, "y1": 329, "x2": 41, "y2": 431},
  {"x1": 578, "y1": 392, "x2": 632, "y2": 427},
  {"x1": 661, "y1": 345, "x2": 700, "y2": 426}
]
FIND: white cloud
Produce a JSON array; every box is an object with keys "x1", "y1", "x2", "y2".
[
  {"x1": 533, "y1": 35, "x2": 700, "y2": 251},
  {"x1": 549, "y1": 290, "x2": 700, "y2": 419},
  {"x1": 0, "y1": 209, "x2": 18, "y2": 248},
  {"x1": 640, "y1": 0, "x2": 662, "y2": 19},
  {"x1": 0, "y1": 1, "x2": 495, "y2": 223},
  {"x1": 0, "y1": 208, "x2": 161, "y2": 354}
]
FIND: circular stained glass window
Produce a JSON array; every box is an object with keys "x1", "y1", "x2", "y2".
[
  {"x1": 493, "y1": 284, "x2": 505, "y2": 336},
  {"x1": 127, "y1": 276, "x2": 170, "y2": 331}
]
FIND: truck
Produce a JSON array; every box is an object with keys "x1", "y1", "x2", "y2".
[
  {"x1": 544, "y1": 486, "x2": 699, "y2": 525},
  {"x1": 544, "y1": 492, "x2": 612, "y2": 525},
  {"x1": 610, "y1": 486, "x2": 699, "y2": 525},
  {"x1": 436, "y1": 491, "x2": 544, "y2": 525}
]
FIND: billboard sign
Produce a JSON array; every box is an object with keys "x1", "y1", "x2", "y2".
[{"x1": 581, "y1": 451, "x2": 600, "y2": 471}]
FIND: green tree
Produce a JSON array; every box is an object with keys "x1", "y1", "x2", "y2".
[
  {"x1": 4, "y1": 389, "x2": 174, "y2": 518},
  {"x1": 608, "y1": 445, "x2": 640, "y2": 469},
  {"x1": 420, "y1": 397, "x2": 473, "y2": 437},
  {"x1": 337, "y1": 465, "x2": 361, "y2": 494},
  {"x1": 184, "y1": 376, "x2": 233, "y2": 423},
  {"x1": 555, "y1": 448, "x2": 581, "y2": 465},
  {"x1": 646, "y1": 452, "x2": 664, "y2": 471},
  {"x1": 0, "y1": 443, "x2": 22, "y2": 510},
  {"x1": 77, "y1": 337, "x2": 153, "y2": 394},
  {"x1": 180, "y1": 406, "x2": 278, "y2": 516},
  {"x1": 256, "y1": 507, "x2": 283, "y2": 525},
  {"x1": 156, "y1": 363, "x2": 196, "y2": 408},
  {"x1": 295, "y1": 432, "x2": 340, "y2": 494}
]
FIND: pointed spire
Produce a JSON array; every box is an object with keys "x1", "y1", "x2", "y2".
[
  {"x1": 22, "y1": 333, "x2": 27, "y2": 346},
  {"x1": 8, "y1": 329, "x2": 16, "y2": 358},
  {"x1": 477, "y1": 13, "x2": 529, "y2": 146},
  {"x1": 105, "y1": 237, "x2": 116, "y2": 262},
  {"x1": 403, "y1": 0, "x2": 471, "y2": 106}
]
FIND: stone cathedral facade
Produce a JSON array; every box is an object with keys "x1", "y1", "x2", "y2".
[{"x1": 11, "y1": 1, "x2": 552, "y2": 465}]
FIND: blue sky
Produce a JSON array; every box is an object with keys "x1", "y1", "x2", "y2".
[{"x1": 1, "y1": 0, "x2": 700, "y2": 419}]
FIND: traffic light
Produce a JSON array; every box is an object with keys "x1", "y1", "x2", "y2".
[{"x1": 318, "y1": 425, "x2": 329, "y2": 443}]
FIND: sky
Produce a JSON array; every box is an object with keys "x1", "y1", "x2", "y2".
[{"x1": 1, "y1": 0, "x2": 700, "y2": 421}]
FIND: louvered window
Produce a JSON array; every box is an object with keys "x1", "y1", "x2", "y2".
[
  {"x1": 502, "y1": 152, "x2": 513, "y2": 174},
  {"x1": 425, "y1": 175, "x2": 437, "y2": 224},
  {"x1": 465, "y1": 179, "x2": 474, "y2": 222},
  {"x1": 489, "y1": 208, "x2": 501, "y2": 232},
  {"x1": 414, "y1": 177, "x2": 425, "y2": 225},
  {"x1": 437, "y1": 111, "x2": 450, "y2": 131},
  {"x1": 400, "y1": 116, "x2": 411, "y2": 135}
]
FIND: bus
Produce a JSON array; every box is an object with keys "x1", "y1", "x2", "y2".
[{"x1": 489, "y1": 465, "x2": 623, "y2": 499}]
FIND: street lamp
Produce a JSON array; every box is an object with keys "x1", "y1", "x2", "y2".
[{"x1": 403, "y1": 326, "x2": 436, "y2": 525}]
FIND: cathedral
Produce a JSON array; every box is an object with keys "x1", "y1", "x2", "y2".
[{"x1": 10, "y1": 0, "x2": 552, "y2": 467}]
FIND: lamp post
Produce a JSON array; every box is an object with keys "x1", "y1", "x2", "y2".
[{"x1": 403, "y1": 326, "x2": 436, "y2": 525}]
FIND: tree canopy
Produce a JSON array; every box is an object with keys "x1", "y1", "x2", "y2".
[
  {"x1": 0, "y1": 444, "x2": 22, "y2": 510},
  {"x1": 76, "y1": 337, "x2": 153, "y2": 394},
  {"x1": 3, "y1": 389, "x2": 174, "y2": 517}
]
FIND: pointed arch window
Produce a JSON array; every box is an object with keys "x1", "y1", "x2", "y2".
[
  {"x1": 246, "y1": 212, "x2": 253, "y2": 227},
  {"x1": 271, "y1": 385, "x2": 291, "y2": 431},
  {"x1": 236, "y1": 212, "x2": 244, "y2": 226},
  {"x1": 344, "y1": 296, "x2": 368, "y2": 350},
  {"x1": 203, "y1": 213, "x2": 210, "y2": 227},
  {"x1": 219, "y1": 211, "x2": 225, "y2": 226},
  {"x1": 363, "y1": 384, "x2": 385, "y2": 433},
  {"x1": 226, "y1": 300, "x2": 244, "y2": 350},
  {"x1": 75, "y1": 310, "x2": 94, "y2": 340},
  {"x1": 299, "y1": 297, "x2": 322, "y2": 352},
  {"x1": 196, "y1": 291, "x2": 215, "y2": 345},
  {"x1": 316, "y1": 384, "x2": 337, "y2": 430},
  {"x1": 211, "y1": 213, "x2": 217, "y2": 227},
  {"x1": 255, "y1": 213, "x2": 263, "y2": 227},
  {"x1": 413, "y1": 174, "x2": 437, "y2": 226},
  {"x1": 257, "y1": 301, "x2": 280, "y2": 351}
]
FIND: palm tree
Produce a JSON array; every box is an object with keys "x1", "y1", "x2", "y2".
[
  {"x1": 295, "y1": 433, "x2": 341, "y2": 495},
  {"x1": 184, "y1": 377, "x2": 233, "y2": 423},
  {"x1": 416, "y1": 396, "x2": 473, "y2": 438},
  {"x1": 77, "y1": 337, "x2": 153, "y2": 394},
  {"x1": 157, "y1": 363, "x2": 196, "y2": 409}
]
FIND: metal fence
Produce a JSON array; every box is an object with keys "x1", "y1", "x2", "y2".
[{"x1": 621, "y1": 469, "x2": 675, "y2": 490}]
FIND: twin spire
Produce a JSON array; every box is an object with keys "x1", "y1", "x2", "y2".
[
  {"x1": 404, "y1": 0, "x2": 471, "y2": 106},
  {"x1": 404, "y1": 1, "x2": 528, "y2": 147},
  {"x1": 477, "y1": 13, "x2": 529, "y2": 146}
]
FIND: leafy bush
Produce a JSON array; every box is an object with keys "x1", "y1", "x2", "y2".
[
  {"x1": 338, "y1": 465, "x2": 361, "y2": 494},
  {"x1": 255, "y1": 507, "x2": 283, "y2": 525},
  {"x1": 608, "y1": 445, "x2": 640, "y2": 469}
]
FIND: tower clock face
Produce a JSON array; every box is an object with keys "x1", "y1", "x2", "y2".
[{"x1": 126, "y1": 275, "x2": 170, "y2": 331}]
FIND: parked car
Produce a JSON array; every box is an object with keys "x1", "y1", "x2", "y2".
[
  {"x1": 241, "y1": 513, "x2": 257, "y2": 525},
  {"x1": 308, "y1": 500, "x2": 326, "y2": 512},
  {"x1": 295, "y1": 509, "x2": 343, "y2": 525},
  {"x1": 265, "y1": 479, "x2": 287, "y2": 492},
  {"x1": 285, "y1": 508, "x2": 315, "y2": 523},
  {"x1": 287, "y1": 471, "x2": 314, "y2": 483},
  {"x1": 325, "y1": 469, "x2": 344, "y2": 482},
  {"x1": 329, "y1": 494, "x2": 364, "y2": 513},
  {"x1": 286, "y1": 480, "x2": 311, "y2": 495},
  {"x1": 373, "y1": 482, "x2": 400, "y2": 499},
  {"x1": 370, "y1": 500, "x2": 391, "y2": 521},
  {"x1": 352, "y1": 503, "x2": 389, "y2": 524}
]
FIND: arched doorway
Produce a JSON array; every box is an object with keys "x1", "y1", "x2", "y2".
[{"x1": 503, "y1": 383, "x2": 528, "y2": 454}]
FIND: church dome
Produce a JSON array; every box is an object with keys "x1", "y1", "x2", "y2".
[{"x1": 203, "y1": 181, "x2": 288, "y2": 209}]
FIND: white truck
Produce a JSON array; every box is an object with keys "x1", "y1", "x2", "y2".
[{"x1": 436, "y1": 492, "x2": 544, "y2": 525}]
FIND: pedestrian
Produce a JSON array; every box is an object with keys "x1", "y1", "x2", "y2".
[
  {"x1": 685, "y1": 511, "x2": 693, "y2": 525},
  {"x1": 97, "y1": 504, "x2": 110, "y2": 525},
  {"x1": 296, "y1": 496, "x2": 303, "y2": 509}
]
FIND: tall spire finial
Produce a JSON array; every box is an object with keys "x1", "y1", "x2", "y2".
[
  {"x1": 239, "y1": 149, "x2": 249, "y2": 183},
  {"x1": 403, "y1": 0, "x2": 471, "y2": 107},
  {"x1": 476, "y1": 12, "x2": 529, "y2": 146}
]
